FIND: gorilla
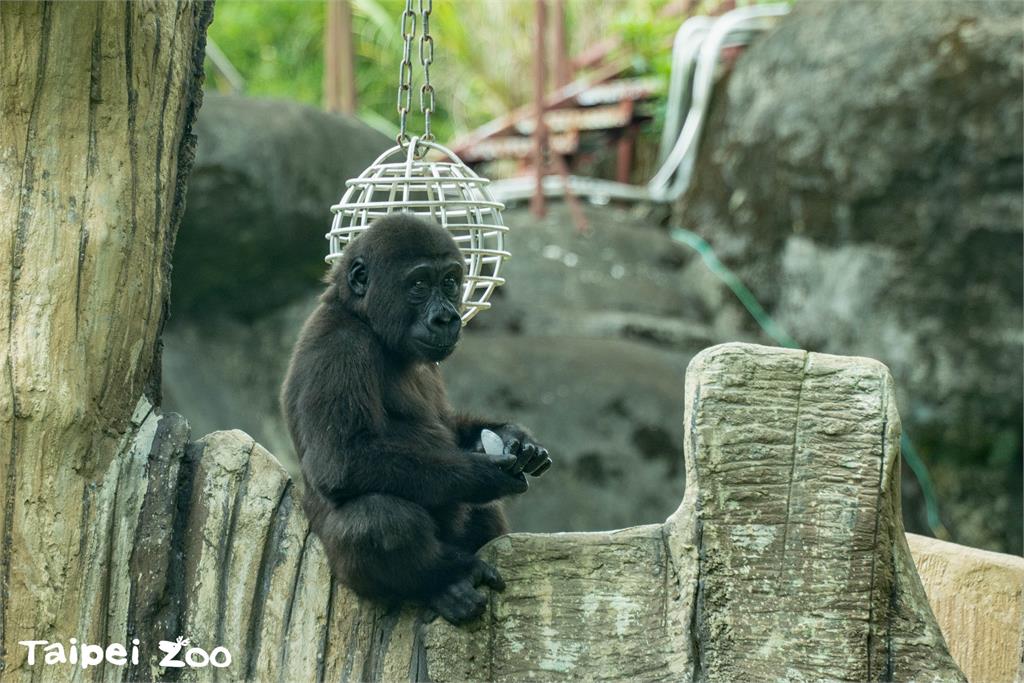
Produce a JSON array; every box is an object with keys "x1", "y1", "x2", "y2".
[{"x1": 281, "y1": 213, "x2": 551, "y2": 624}]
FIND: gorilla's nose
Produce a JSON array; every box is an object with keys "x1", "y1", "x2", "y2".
[{"x1": 428, "y1": 307, "x2": 459, "y2": 332}]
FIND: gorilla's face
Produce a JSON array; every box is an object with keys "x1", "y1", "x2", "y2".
[
  {"x1": 342, "y1": 220, "x2": 465, "y2": 364},
  {"x1": 401, "y1": 257, "x2": 464, "y2": 362}
]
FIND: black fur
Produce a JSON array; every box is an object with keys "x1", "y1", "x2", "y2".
[{"x1": 281, "y1": 214, "x2": 551, "y2": 624}]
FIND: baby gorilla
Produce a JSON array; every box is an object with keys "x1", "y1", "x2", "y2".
[{"x1": 281, "y1": 213, "x2": 551, "y2": 624}]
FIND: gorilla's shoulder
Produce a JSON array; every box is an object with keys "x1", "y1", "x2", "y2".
[{"x1": 294, "y1": 304, "x2": 374, "y2": 359}]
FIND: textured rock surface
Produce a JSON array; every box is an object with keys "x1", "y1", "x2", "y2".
[
  {"x1": 164, "y1": 297, "x2": 315, "y2": 472},
  {"x1": 673, "y1": 0, "x2": 1023, "y2": 552},
  {"x1": 173, "y1": 93, "x2": 393, "y2": 319},
  {"x1": 445, "y1": 334, "x2": 695, "y2": 533},
  {"x1": 146, "y1": 344, "x2": 964, "y2": 681},
  {"x1": 671, "y1": 344, "x2": 958, "y2": 682},
  {"x1": 908, "y1": 533, "x2": 1024, "y2": 683}
]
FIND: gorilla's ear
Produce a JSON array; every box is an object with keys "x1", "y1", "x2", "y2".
[{"x1": 347, "y1": 257, "x2": 368, "y2": 297}]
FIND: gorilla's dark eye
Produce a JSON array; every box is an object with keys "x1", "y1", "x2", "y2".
[
  {"x1": 407, "y1": 278, "x2": 428, "y2": 301},
  {"x1": 442, "y1": 276, "x2": 459, "y2": 298}
]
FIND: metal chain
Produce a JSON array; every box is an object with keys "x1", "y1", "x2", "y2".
[
  {"x1": 396, "y1": 0, "x2": 417, "y2": 146},
  {"x1": 395, "y1": 0, "x2": 438, "y2": 148},
  {"x1": 418, "y1": 0, "x2": 435, "y2": 143}
]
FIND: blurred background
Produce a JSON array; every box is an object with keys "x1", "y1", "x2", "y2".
[{"x1": 163, "y1": 0, "x2": 1023, "y2": 555}]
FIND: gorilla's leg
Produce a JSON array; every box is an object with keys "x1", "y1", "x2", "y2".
[
  {"x1": 451, "y1": 502, "x2": 509, "y2": 553},
  {"x1": 302, "y1": 491, "x2": 503, "y2": 624}
]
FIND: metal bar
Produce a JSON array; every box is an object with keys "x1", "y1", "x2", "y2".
[
  {"x1": 346, "y1": 176, "x2": 492, "y2": 187},
  {"x1": 324, "y1": 0, "x2": 357, "y2": 114},
  {"x1": 574, "y1": 77, "x2": 662, "y2": 106},
  {"x1": 553, "y1": 0, "x2": 571, "y2": 87},
  {"x1": 331, "y1": 199, "x2": 505, "y2": 211},
  {"x1": 570, "y1": 36, "x2": 620, "y2": 71},
  {"x1": 449, "y1": 59, "x2": 628, "y2": 156},
  {"x1": 552, "y1": 153, "x2": 589, "y2": 233},
  {"x1": 204, "y1": 38, "x2": 245, "y2": 94},
  {"x1": 531, "y1": 0, "x2": 548, "y2": 218},
  {"x1": 460, "y1": 131, "x2": 578, "y2": 163},
  {"x1": 515, "y1": 104, "x2": 633, "y2": 135},
  {"x1": 491, "y1": 174, "x2": 654, "y2": 204},
  {"x1": 615, "y1": 100, "x2": 636, "y2": 184}
]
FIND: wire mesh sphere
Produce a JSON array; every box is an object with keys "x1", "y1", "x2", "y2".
[{"x1": 326, "y1": 137, "x2": 509, "y2": 324}]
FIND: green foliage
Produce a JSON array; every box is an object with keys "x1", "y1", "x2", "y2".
[
  {"x1": 204, "y1": 0, "x2": 699, "y2": 143},
  {"x1": 206, "y1": 1, "x2": 326, "y2": 105}
]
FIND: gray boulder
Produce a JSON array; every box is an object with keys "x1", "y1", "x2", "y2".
[
  {"x1": 174, "y1": 94, "x2": 393, "y2": 319},
  {"x1": 444, "y1": 334, "x2": 690, "y2": 533},
  {"x1": 674, "y1": 1, "x2": 1022, "y2": 550}
]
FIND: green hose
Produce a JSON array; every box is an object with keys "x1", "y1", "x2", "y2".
[
  {"x1": 671, "y1": 226, "x2": 948, "y2": 538},
  {"x1": 671, "y1": 227, "x2": 799, "y2": 348}
]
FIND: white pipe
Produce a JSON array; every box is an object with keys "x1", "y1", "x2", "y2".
[{"x1": 648, "y1": 4, "x2": 790, "y2": 201}]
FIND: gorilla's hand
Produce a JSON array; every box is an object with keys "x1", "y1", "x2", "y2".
[
  {"x1": 471, "y1": 448, "x2": 530, "y2": 495},
  {"x1": 493, "y1": 424, "x2": 552, "y2": 477}
]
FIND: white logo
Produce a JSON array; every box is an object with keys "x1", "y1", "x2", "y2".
[
  {"x1": 19, "y1": 636, "x2": 231, "y2": 671},
  {"x1": 157, "y1": 637, "x2": 232, "y2": 670}
]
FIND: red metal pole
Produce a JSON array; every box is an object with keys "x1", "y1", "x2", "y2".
[
  {"x1": 615, "y1": 100, "x2": 636, "y2": 184},
  {"x1": 553, "y1": 0, "x2": 571, "y2": 87},
  {"x1": 531, "y1": 0, "x2": 548, "y2": 218},
  {"x1": 325, "y1": 0, "x2": 357, "y2": 114}
]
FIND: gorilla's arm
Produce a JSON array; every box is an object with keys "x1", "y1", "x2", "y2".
[
  {"x1": 290, "y1": 332, "x2": 528, "y2": 509},
  {"x1": 301, "y1": 425, "x2": 527, "y2": 508}
]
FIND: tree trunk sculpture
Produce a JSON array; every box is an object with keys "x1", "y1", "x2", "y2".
[{"x1": 0, "y1": 1, "x2": 213, "y2": 677}]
